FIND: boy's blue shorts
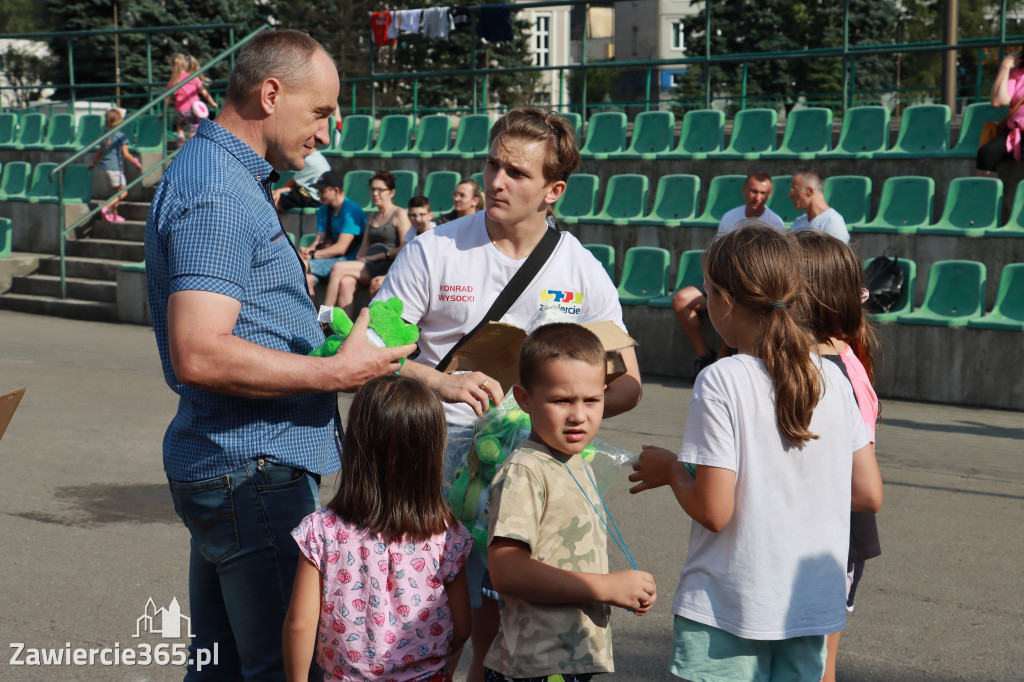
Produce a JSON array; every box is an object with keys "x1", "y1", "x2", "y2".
[{"x1": 670, "y1": 615, "x2": 827, "y2": 682}]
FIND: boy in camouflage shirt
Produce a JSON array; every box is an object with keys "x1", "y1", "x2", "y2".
[{"x1": 484, "y1": 323, "x2": 657, "y2": 682}]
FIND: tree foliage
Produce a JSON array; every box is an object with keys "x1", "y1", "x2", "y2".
[
  {"x1": 44, "y1": 0, "x2": 267, "y2": 104},
  {"x1": 1, "y1": 44, "x2": 57, "y2": 108}
]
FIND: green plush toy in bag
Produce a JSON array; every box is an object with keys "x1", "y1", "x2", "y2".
[
  {"x1": 448, "y1": 392, "x2": 632, "y2": 559},
  {"x1": 309, "y1": 297, "x2": 419, "y2": 357}
]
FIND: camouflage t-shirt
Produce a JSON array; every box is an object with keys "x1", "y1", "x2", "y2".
[{"x1": 484, "y1": 440, "x2": 613, "y2": 677}]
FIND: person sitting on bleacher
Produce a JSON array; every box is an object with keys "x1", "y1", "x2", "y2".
[
  {"x1": 978, "y1": 49, "x2": 1024, "y2": 177},
  {"x1": 300, "y1": 170, "x2": 366, "y2": 297},
  {"x1": 272, "y1": 149, "x2": 331, "y2": 212},
  {"x1": 789, "y1": 168, "x2": 850, "y2": 243},
  {"x1": 435, "y1": 178, "x2": 484, "y2": 225},
  {"x1": 671, "y1": 172, "x2": 784, "y2": 373},
  {"x1": 367, "y1": 195, "x2": 436, "y2": 298}
]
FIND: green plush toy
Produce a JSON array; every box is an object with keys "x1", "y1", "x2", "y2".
[{"x1": 308, "y1": 297, "x2": 419, "y2": 357}]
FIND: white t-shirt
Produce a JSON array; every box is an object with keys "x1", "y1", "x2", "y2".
[
  {"x1": 791, "y1": 207, "x2": 850, "y2": 243},
  {"x1": 672, "y1": 354, "x2": 870, "y2": 640},
  {"x1": 717, "y1": 205, "x2": 786, "y2": 235},
  {"x1": 292, "y1": 151, "x2": 331, "y2": 202},
  {"x1": 376, "y1": 212, "x2": 626, "y2": 427}
]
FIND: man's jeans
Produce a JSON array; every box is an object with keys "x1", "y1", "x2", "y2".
[{"x1": 168, "y1": 458, "x2": 320, "y2": 681}]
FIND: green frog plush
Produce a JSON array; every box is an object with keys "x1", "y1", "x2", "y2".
[{"x1": 309, "y1": 297, "x2": 419, "y2": 357}]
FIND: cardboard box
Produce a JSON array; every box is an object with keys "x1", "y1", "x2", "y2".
[
  {"x1": 0, "y1": 387, "x2": 26, "y2": 443},
  {"x1": 443, "y1": 321, "x2": 637, "y2": 391}
]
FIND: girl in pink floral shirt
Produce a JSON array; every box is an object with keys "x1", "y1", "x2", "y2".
[{"x1": 285, "y1": 375, "x2": 473, "y2": 682}]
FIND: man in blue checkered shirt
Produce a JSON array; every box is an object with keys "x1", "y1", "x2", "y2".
[{"x1": 145, "y1": 30, "x2": 413, "y2": 681}]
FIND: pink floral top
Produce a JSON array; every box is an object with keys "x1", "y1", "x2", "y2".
[
  {"x1": 292, "y1": 509, "x2": 472, "y2": 682},
  {"x1": 170, "y1": 72, "x2": 201, "y2": 114}
]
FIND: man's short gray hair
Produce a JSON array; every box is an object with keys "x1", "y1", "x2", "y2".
[
  {"x1": 795, "y1": 167, "x2": 824, "y2": 192},
  {"x1": 226, "y1": 29, "x2": 335, "y2": 104}
]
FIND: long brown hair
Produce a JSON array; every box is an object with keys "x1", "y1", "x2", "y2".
[
  {"x1": 704, "y1": 223, "x2": 821, "y2": 444},
  {"x1": 328, "y1": 375, "x2": 451, "y2": 540},
  {"x1": 795, "y1": 230, "x2": 878, "y2": 383}
]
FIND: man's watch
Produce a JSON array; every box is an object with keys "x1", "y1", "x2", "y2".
[{"x1": 310, "y1": 250, "x2": 316, "y2": 259}]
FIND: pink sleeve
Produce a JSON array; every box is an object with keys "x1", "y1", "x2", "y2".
[
  {"x1": 291, "y1": 511, "x2": 326, "y2": 570},
  {"x1": 438, "y1": 521, "x2": 473, "y2": 583},
  {"x1": 839, "y1": 348, "x2": 879, "y2": 441}
]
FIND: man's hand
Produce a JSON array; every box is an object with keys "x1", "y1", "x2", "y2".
[
  {"x1": 628, "y1": 445, "x2": 681, "y2": 494},
  {"x1": 328, "y1": 309, "x2": 416, "y2": 392},
  {"x1": 434, "y1": 371, "x2": 504, "y2": 415}
]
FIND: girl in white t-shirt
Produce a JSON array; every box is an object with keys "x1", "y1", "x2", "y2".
[{"x1": 629, "y1": 223, "x2": 883, "y2": 682}]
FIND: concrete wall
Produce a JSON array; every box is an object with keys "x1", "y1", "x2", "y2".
[
  {"x1": 1, "y1": 201, "x2": 88, "y2": 254},
  {"x1": 116, "y1": 268, "x2": 151, "y2": 326},
  {"x1": 621, "y1": 304, "x2": 1024, "y2": 411}
]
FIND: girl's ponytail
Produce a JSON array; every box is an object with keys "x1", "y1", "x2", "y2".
[{"x1": 704, "y1": 223, "x2": 821, "y2": 444}]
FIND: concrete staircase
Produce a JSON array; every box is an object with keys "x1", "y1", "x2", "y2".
[{"x1": 0, "y1": 201, "x2": 149, "y2": 322}]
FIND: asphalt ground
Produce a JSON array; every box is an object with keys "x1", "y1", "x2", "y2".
[{"x1": 0, "y1": 309, "x2": 1021, "y2": 681}]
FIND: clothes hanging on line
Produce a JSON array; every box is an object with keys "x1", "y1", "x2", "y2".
[
  {"x1": 396, "y1": 9, "x2": 423, "y2": 34},
  {"x1": 422, "y1": 7, "x2": 455, "y2": 40},
  {"x1": 370, "y1": 11, "x2": 396, "y2": 46},
  {"x1": 477, "y1": 5, "x2": 513, "y2": 43}
]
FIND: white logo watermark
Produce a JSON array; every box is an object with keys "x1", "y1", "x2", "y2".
[{"x1": 9, "y1": 598, "x2": 218, "y2": 671}]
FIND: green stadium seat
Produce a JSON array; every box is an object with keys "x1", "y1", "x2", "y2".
[
  {"x1": 326, "y1": 115, "x2": 373, "y2": 157},
  {"x1": 423, "y1": 170, "x2": 460, "y2": 214},
  {"x1": 355, "y1": 115, "x2": 413, "y2": 158},
  {"x1": 0, "y1": 216, "x2": 12, "y2": 259},
  {"x1": 767, "y1": 175, "x2": 800, "y2": 223},
  {"x1": 272, "y1": 171, "x2": 296, "y2": 190},
  {"x1": 73, "y1": 114, "x2": 105, "y2": 150},
  {"x1": 553, "y1": 173, "x2": 599, "y2": 224},
  {"x1": 876, "y1": 104, "x2": 950, "y2": 158},
  {"x1": 579, "y1": 112, "x2": 627, "y2": 159},
  {"x1": 582, "y1": 243, "x2": 615, "y2": 281},
  {"x1": 43, "y1": 114, "x2": 76, "y2": 151},
  {"x1": 615, "y1": 111, "x2": 675, "y2": 159},
  {"x1": 0, "y1": 113, "x2": 16, "y2": 147},
  {"x1": 818, "y1": 106, "x2": 890, "y2": 159},
  {"x1": 15, "y1": 113, "x2": 47, "y2": 150},
  {"x1": 299, "y1": 233, "x2": 318, "y2": 248},
  {"x1": 562, "y1": 112, "x2": 583, "y2": 144},
  {"x1": 343, "y1": 170, "x2": 374, "y2": 211},
  {"x1": 897, "y1": 260, "x2": 986, "y2": 327},
  {"x1": 709, "y1": 108, "x2": 777, "y2": 159},
  {"x1": 27, "y1": 162, "x2": 60, "y2": 203},
  {"x1": 987, "y1": 179, "x2": 1024, "y2": 237},
  {"x1": 634, "y1": 174, "x2": 700, "y2": 227},
  {"x1": 0, "y1": 161, "x2": 31, "y2": 201},
  {"x1": 967, "y1": 264, "x2": 1024, "y2": 330},
  {"x1": 133, "y1": 115, "x2": 165, "y2": 154},
  {"x1": 287, "y1": 232, "x2": 297, "y2": 245},
  {"x1": 61, "y1": 164, "x2": 93, "y2": 204},
  {"x1": 591, "y1": 174, "x2": 649, "y2": 225},
  {"x1": 865, "y1": 257, "x2": 917, "y2": 322},
  {"x1": 762, "y1": 107, "x2": 833, "y2": 159},
  {"x1": 684, "y1": 174, "x2": 746, "y2": 228},
  {"x1": 470, "y1": 172, "x2": 484, "y2": 189},
  {"x1": 398, "y1": 114, "x2": 452, "y2": 158},
  {"x1": 617, "y1": 246, "x2": 671, "y2": 305},
  {"x1": 942, "y1": 102, "x2": 1009, "y2": 158},
  {"x1": 121, "y1": 260, "x2": 146, "y2": 273},
  {"x1": 436, "y1": 114, "x2": 492, "y2": 159},
  {"x1": 391, "y1": 169, "x2": 418, "y2": 208},
  {"x1": 663, "y1": 109, "x2": 725, "y2": 159},
  {"x1": 823, "y1": 175, "x2": 872, "y2": 229},
  {"x1": 852, "y1": 176, "x2": 934, "y2": 235},
  {"x1": 918, "y1": 177, "x2": 1001, "y2": 237},
  {"x1": 649, "y1": 249, "x2": 705, "y2": 308}
]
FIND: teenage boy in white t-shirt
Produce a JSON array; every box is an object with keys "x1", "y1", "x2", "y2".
[{"x1": 375, "y1": 106, "x2": 642, "y2": 682}]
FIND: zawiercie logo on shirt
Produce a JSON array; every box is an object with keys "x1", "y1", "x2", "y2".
[{"x1": 539, "y1": 289, "x2": 583, "y2": 314}]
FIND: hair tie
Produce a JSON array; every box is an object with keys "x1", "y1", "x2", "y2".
[{"x1": 769, "y1": 301, "x2": 788, "y2": 310}]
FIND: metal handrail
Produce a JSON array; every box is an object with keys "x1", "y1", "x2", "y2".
[{"x1": 54, "y1": 23, "x2": 271, "y2": 299}]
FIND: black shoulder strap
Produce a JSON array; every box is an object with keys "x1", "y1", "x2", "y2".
[{"x1": 435, "y1": 228, "x2": 560, "y2": 373}]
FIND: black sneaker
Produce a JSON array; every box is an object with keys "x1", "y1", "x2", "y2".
[{"x1": 694, "y1": 350, "x2": 718, "y2": 375}]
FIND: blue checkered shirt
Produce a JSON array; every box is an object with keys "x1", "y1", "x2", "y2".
[{"x1": 145, "y1": 118, "x2": 341, "y2": 482}]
